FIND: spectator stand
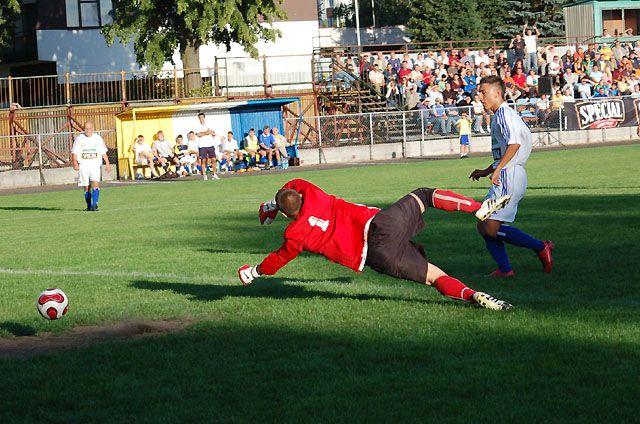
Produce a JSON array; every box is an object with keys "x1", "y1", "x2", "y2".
[{"x1": 115, "y1": 98, "x2": 301, "y2": 179}]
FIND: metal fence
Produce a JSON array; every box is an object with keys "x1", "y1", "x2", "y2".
[
  {"x1": 296, "y1": 102, "x2": 563, "y2": 149},
  {"x1": 0, "y1": 130, "x2": 116, "y2": 173},
  {"x1": 0, "y1": 54, "x2": 314, "y2": 109}
]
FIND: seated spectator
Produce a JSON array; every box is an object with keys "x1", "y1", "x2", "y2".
[
  {"x1": 405, "y1": 86, "x2": 421, "y2": 110},
  {"x1": 383, "y1": 63, "x2": 397, "y2": 83},
  {"x1": 576, "y1": 78, "x2": 593, "y2": 98},
  {"x1": 388, "y1": 52, "x2": 401, "y2": 73},
  {"x1": 526, "y1": 69, "x2": 539, "y2": 90},
  {"x1": 589, "y1": 64, "x2": 603, "y2": 84},
  {"x1": 426, "y1": 84, "x2": 443, "y2": 106},
  {"x1": 548, "y1": 56, "x2": 562, "y2": 85},
  {"x1": 259, "y1": 125, "x2": 280, "y2": 169},
  {"x1": 536, "y1": 94, "x2": 550, "y2": 119},
  {"x1": 431, "y1": 98, "x2": 447, "y2": 135},
  {"x1": 398, "y1": 61, "x2": 412, "y2": 81},
  {"x1": 272, "y1": 127, "x2": 290, "y2": 169},
  {"x1": 373, "y1": 52, "x2": 387, "y2": 70},
  {"x1": 462, "y1": 69, "x2": 477, "y2": 94},
  {"x1": 369, "y1": 64, "x2": 386, "y2": 94},
  {"x1": 513, "y1": 67, "x2": 529, "y2": 95},
  {"x1": 609, "y1": 82, "x2": 620, "y2": 96},
  {"x1": 219, "y1": 131, "x2": 240, "y2": 172},
  {"x1": 442, "y1": 82, "x2": 457, "y2": 102},
  {"x1": 132, "y1": 135, "x2": 158, "y2": 178},
  {"x1": 386, "y1": 79, "x2": 401, "y2": 106},
  {"x1": 174, "y1": 134, "x2": 198, "y2": 175},
  {"x1": 443, "y1": 97, "x2": 460, "y2": 134},
  {"x1": 243, "y1": 128, "x2": 261, "y2": 168},
  {"x1": 593, "y1": 86, "x2": 608, "y2": 98},
  {"x1": 551, "y1": 90, "x2": 564, "y2": 111},
  {"x1": 450, "y1": 73, "x2": 463, "y2": 91},
  {"x1": 152, "y1": 130, "x2": 179, "y2": 175}
]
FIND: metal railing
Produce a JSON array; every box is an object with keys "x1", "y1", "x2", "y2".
[
  {"x1": 0, "y1": 130, "x2": 116, "y2": 174},
  {"x1": 0, "y1": 54, "x2": 315, "y2": 109}
]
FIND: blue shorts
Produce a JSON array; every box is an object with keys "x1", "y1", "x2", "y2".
[{"x1": 460, "y1": 135, "x2": 470, "y2": 145}]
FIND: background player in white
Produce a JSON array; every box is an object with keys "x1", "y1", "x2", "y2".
[
  {"x1": 71, "y1": 121, "x2": 111, "y2": 211},
  {"x1": 195, "y1": 112, "x2": 220, "y2": 180},
  {"x1": 469, "y1": 76, "x2": 554, "y2": 277}
]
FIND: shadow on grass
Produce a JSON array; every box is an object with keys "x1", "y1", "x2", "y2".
[
  {"x1": 0, "y1": 322, "x2": 637, "y2": 422},
  {"x1": 0, "y1": 322, "x2": 37, "y2": 336},
  {"x1": 130, "y1": 279, "x2": 442, "y2": 305},
  {"x1": 0, "y1": 206, "x2": 63, "y2": 211}
]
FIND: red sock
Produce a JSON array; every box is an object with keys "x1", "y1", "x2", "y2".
[
  {"x1": 432, "y1": 189, "x2": 481, "y2": 213},
  {"x1": 433, "y1": 275, "x2": 476, "y2": 301}
]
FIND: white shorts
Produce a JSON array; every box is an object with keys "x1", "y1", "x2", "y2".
[
  {"x1": 485, "y1": 165, "x2": 527, "y2": 223},
  {"x1": 179, "y1": 155, "x2": 196, "y2": 165},
  {"x1": 78, "y1": 166, "x2": 101, "y2": 187}
]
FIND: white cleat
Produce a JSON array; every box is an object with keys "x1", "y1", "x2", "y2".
[
  {"x1": 211, "y1": 173, "x2": 221, "y2": 180},
  {"x1": 472, "y1": 292, "x2": 512, "y2": 311},
  {"x1": 475, "y1": 195, "x2": 511, "y2": 221}
]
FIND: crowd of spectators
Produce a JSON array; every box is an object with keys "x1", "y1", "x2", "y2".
[
  {"x1": 130, "y1": 112, "x2": 293, "y2": 180},
  {"x1": 332, "y1": 25, "x2": 640, "y2": 134}
]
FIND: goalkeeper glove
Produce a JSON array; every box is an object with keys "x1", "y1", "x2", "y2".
[
  {"x1": 238, "y1": 265, "x2": 261, "y2": 286},
  {"x1": 259, "y1": 200, "x2": 278, "y2": 225}
]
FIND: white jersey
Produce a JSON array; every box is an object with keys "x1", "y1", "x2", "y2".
[
  {"x1": 490, "y1": 102, "x2": 532, "y2": 169},
  {"x1": 72, "y1": 133, "x2": 107, "y2": 168},
  {"x1": 196, "y1": 122, "x2": 215, "y2": 148}
]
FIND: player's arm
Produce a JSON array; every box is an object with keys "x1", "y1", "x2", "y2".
[
  {"x1": 238, "y1": 239, "x2": 303, "y2": 285},
  {"x1": 490, "y1": 144, "x2": 520, "y2": 186},
  {"x1": 469, "y1": 164, "x2": 494, "y2": 181},
  {"x1": 102, "y1": 153, "x2": 112, "y2": 173},
  {"x1": 71, "y1": 153, "x2": 79, "y2": 171}
]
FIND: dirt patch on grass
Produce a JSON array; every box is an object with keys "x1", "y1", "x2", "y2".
[{"x1": 0, "y1": 320, "x2": 192, "y2": 359}]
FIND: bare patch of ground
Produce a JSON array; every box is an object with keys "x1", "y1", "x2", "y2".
[{"x1": 0, "y1": 320, "x2": 192, "y2": 359}]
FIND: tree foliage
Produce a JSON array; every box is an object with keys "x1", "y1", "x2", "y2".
[
  {"x1": 493, "y1": 0, "x2": 571, "y2": 38},
  {"x1": 0, "y1": 0, "x2": 20, "y2": 48},
  {"x1": 103, "y1": 0, "x2": 287, "y2": 72},
  {"x1": 334, "y1": 0, "x2": 411, "y2": 28},
  {"x1": 407, "y1": 0, "x2": 486, "y2": 43}
]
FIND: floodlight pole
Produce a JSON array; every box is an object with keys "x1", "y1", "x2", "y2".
[{"x1": 354, "y1": 0, "x2": 362, "y2": 50}]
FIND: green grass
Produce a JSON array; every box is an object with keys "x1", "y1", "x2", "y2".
[{"x1": 1, "y1": 144, "x2": 639, "y2": 422}]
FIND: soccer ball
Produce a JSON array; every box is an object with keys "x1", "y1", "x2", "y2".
[{"x1": 36, "y1": 288, "x2": 69, "y2": 320}]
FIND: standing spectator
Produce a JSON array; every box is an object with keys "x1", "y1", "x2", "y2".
[
  {"x1": 152, "y1": 130, "x2": 179, "y2": 175},
  {"x1": 195, "y1": 112, "x2": 219, "y2": 180},
  {"x1": 259, "y1": 125, "x2": 280, "y2": 169},
  {"x1": 388, "y1": 52, "x2": 401, "y2": 73},
  {"x1": 373, "y1": 52, "x2": 387, "y2": 70},
  {"x1": 455, "y1": 111, "x2": 472, "y2": 159},
  {"x1": 523, "y1": 23, "x2": 540, "y2": 73},
  {"x1": 369, "y1": 64, "x2": 386, "y2": 94},
  {"x1": 71, "y1": 121, "x2": 111, "y2": 211},
  {"x1": 510, "y1": 33, "x2": 526, "y2": 66},
  {"x1": 398, "y1": 61, "x2": 412, "y2": 82},
  {"x1": 271, "y1": 127, "x2": 289, "y2": 169}
]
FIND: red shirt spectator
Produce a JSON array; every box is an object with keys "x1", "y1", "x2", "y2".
[
  {"x1": 398, "y1": 62, "x2": 412, "y2": 81},
  {"x1": 513, "y1": 69, "x2": 527, "y2": 89}
]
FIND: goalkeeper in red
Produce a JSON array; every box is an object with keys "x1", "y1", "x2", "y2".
[{"x1": 239, "y1": 179, "x2": 513, "y2": 311}]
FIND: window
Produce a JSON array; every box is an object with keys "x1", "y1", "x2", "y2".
[{"x1": 65, "y1": 0, "x2": 112, "y2": 28}]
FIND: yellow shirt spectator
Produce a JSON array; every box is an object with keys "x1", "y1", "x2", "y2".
[{"x1": 456, "y1": 117, "x2": 472, "y2": 135}]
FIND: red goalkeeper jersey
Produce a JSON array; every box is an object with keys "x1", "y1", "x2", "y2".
[{"x1": 259, "y1": 179, "x2": 380, "y2": 275}]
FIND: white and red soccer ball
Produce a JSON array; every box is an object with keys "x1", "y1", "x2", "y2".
[{"x1": 36, "y1": 288, "x2": 69, "y2": 320}]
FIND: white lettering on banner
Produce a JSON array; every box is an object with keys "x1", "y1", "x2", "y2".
[
  {"x1": 577, "y1": 100, "x2": 625, "y2": 129},
  {"x1": 308, "y1": 216, "x2": 330, "y2": 232}
]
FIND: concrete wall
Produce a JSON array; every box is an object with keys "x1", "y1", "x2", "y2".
[
  {"x1": 0, "y1": 165, "x2": 115, "y2": 190},
  {"x1": 298, "y1": 127, "x2": 639, "y2": 165}
]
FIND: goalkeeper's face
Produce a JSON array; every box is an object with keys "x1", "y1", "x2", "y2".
[{"x1": 276, "y1": 189, "x2": 302, "y2": 219}]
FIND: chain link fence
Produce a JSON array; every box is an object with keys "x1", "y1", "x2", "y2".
[
  {"x1": 305, "y1": 101, "x2": 563, "y2": 149},
  {"x1": 0, "y1": 130, "x2": 116, "y2": 174}
]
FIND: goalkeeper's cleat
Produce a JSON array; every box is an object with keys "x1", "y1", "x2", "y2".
[
  {"x1": 537, "y1": 240, "x2": 555, "y2": 273},
  {"x1": 487, "y1": 269, "x2": 515, "y2": 278},
  {"x1": 475, "y1": 195, "x2": 511, "y2": 221},
  {"x1": 472, "y1": 292, "x2": 512, "y2": 311}
]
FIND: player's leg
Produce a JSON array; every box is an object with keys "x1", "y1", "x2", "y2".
[
  {"x1": 90, "y1": 181, "x2": 100, "y2": 211},
  {"x1": 84, "y1": 185, "x2": 92, "y2": 211},
  {"x1": 478, "y1": 219, "x2": 514, "y2": 276},
  {"x1": 409, "y1": 187, "x2": 509, "y2": 218}
]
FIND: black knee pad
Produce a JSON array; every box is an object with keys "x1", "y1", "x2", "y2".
[{"x1": 411, "y1": 188, "x2": 436, "y2": 208}]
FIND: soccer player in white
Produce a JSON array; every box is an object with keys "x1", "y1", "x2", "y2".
[
  {"x1": 470, "y1": 76, "x2": 554, "y2": 277},
  {"x1": 71, "y1": 121, "x2": 111, "y2": 211}
]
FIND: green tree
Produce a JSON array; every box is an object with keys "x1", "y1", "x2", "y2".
[
  {"x1": 0, "y1": 0, "x2": 20, "y2": 48},
  {"x1": 492, "y1": 0, "x2": 571, "y2": 39},
  {"x1": 407, "y1": 0, "x2": 486, "y2": 44},
  {"x1": 104, "y1": 0, "x2": 286, "y2": 91}
]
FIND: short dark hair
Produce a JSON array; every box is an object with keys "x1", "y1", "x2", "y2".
[
  {"x1": 479, "y1": 75, "x2": 506, "y2": 98},
  {"x1": 249, "y1": 128, "x2": 255, "y2": 132},
  {"x1": 176, "y1": 134, "x2": 183, "y2": 139},
  {"x1": 197, "y1": 112, "x2": 205, "y2": 117},
  {"x1": 137, "y1": 134, "x2": 144, "y2": 138},
  {"x1": 188, "y1": 131, "x2": 194, "y2": 135},
  {"x1": 228, "y1": 131, "x2": 233, "y2": 135}
]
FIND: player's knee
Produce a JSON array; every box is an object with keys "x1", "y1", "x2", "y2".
[
  {"x1": 477, "y1": 220, "x2": 499, "y2": 238},
  {"x1": 411, "y1": 188, "x2": 435, "y2": 208}
]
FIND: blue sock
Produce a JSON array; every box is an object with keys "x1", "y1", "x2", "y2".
[
  {"x1": 84, "y1": 191, "x2": 92, "y2": 209},
  {"x1": 496, "y1": 225, "x2": 544, "y2": 252},
  {"x1": 91, "y1": 188, "x2": 100, "y2": 209},
  {"x1": 483, "y1": 235, "x2": 512, "y2": 273}
]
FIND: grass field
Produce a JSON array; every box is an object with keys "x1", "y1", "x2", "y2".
[{"x1": 1, "y1": 144, "x2": 639, "y2": 422}]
